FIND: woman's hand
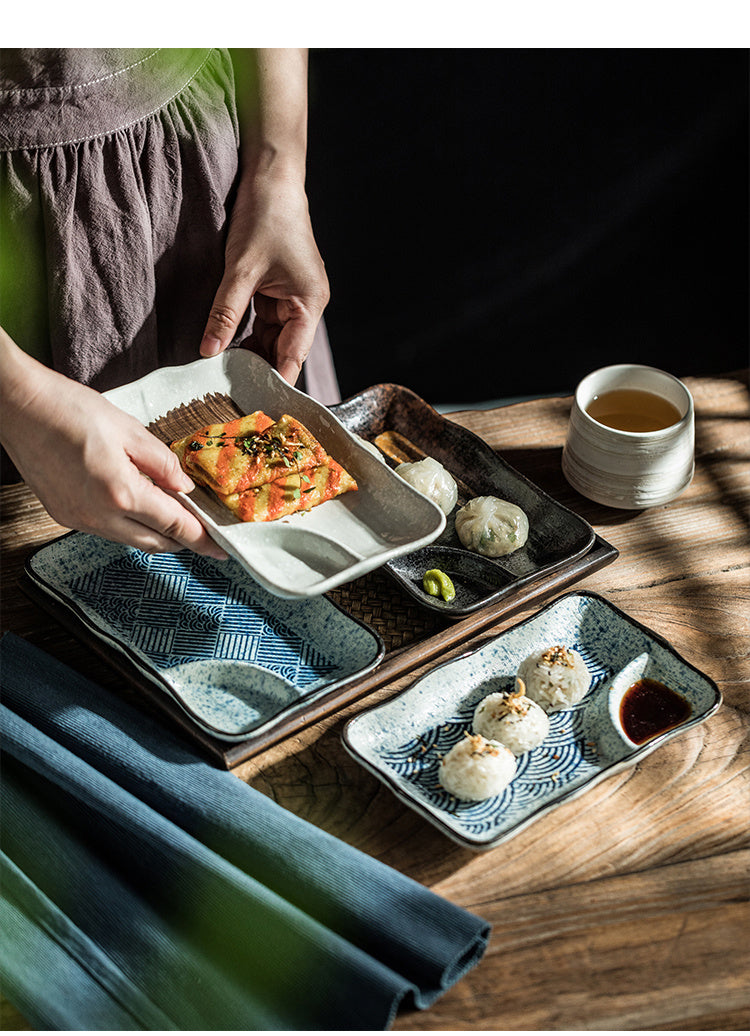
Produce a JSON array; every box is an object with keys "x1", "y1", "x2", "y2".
[
  {"x1": 200, "y1": 48, "x2": 329, "y2": 387},
  {"x1": 200, "y1": 172, "x2": 329, "y2": 386},
  {"x1": 1, "y1": 329, "x2": 227, "y2": 559}
]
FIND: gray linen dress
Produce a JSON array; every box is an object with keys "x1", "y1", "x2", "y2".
[{"x1": 0, "y1": 47, "x2": 338, "y2": 400}]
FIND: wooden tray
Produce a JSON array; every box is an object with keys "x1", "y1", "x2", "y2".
[{"x1": 19, "y1": 379, "x2": 618, "y2": 768}]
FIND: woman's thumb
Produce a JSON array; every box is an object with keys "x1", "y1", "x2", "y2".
[{"x1": 200, "y1": 273, "x2": 254, "y2": 357}]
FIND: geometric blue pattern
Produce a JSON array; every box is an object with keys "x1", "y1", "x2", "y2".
[
  {"x1": 30, "y1": 534, "x2": 383, "y2": 740},
  {"x1": 376, "y1": 672, "x2": 604, "y2": 836},
  {"x1": 68, "y1": 549, "x2": 336, "y2": 683}
]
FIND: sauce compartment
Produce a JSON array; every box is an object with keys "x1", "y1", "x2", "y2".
[{"x1": 586, "y1": 650, "x2": 706, "y2": 763}]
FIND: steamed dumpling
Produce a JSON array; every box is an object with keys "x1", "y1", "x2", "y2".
[
  {"x1": 396, "y1": 457, "x2": 458, "y2": 515},
  {"x1": 455, "y1": 495, "x2": 529, "y2": 557}
]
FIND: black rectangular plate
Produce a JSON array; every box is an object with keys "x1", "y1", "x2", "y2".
[{"x1": 330, "y1": 384, "x2": 599, "y2": 618}]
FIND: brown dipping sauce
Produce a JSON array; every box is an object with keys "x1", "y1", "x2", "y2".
[{"x1": 620, "y1": 678, "x2": 692, "y2": 744}]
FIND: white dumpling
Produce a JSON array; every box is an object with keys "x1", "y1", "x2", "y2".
[
  {"x1": 455, "y1": 495, "x2": 529, "y2": 557},
  {"x1": 353, "y1": 433, "x2": 386, "y2": 461},
  {"x1": 395, "y1": 457, "x2": 458, "y2": 515}
]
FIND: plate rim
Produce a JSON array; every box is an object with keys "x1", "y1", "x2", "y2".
[{"x1": 341, "y1": 588, "x2": 723, "y2": 849}]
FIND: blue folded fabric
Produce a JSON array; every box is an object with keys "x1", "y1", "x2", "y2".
[{"x1": 0, "y1": 632, "x2": 489, "y2": 1030}]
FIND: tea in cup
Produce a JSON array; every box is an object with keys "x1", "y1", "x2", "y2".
[{"x1": 562, "y1": 364, "x2": 694, "y2": 508}]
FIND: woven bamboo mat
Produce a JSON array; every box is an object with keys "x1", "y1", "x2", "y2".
[
  {"x1": 325, "y1": 567, "x2": 445, "y2": 651},
  {"x1": 148, "y1": 393, "x2": 446, "y2": 654},
  {"x1": 148, "y1": 392, "x2": 245, "y2": 443}
]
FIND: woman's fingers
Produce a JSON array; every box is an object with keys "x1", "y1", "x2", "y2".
[
  {"x1": 200, "y1": 268, "x2": 257, "y2": 358},
  {"x1": 120, "y1": 428, "x2": 228, "y2": 558},
  {"x1": 251, "y1": 293, "x2": 321, "y2": 386},
  {"x1": 127, "y1": 425, "x2": 195, "y2": 494},
  {"x1": 114, "y1": 478, "x2": 228, "y2": 559}
]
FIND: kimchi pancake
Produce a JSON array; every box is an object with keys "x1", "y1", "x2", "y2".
[
  {"x1": 172, "y1": 412, "x2": 328, "y2": 496},
  {"x1": 223, "y1": 459, "x2": 358, "y2": 522},
  {"x1": 171, "y1": 411, "x2": 273, "y2": 488}
]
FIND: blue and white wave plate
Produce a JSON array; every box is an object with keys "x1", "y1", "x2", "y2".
[
  {"x1": 343, "y1": 591, "x2": 721, "y2": 850},
  {"x1": 27, "y1": 532, "x2": 384, "y2": 741}
]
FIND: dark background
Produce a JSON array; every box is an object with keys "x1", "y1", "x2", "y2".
[{"x1": 306, "y1": 49, "x2": 748, "y2": 405}]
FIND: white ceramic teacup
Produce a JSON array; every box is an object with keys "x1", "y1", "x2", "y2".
[{"x1": 561, "y1": 364, "x2": 694, "y2": 509}]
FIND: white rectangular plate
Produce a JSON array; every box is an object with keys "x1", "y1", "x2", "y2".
[
  {"x1": 104, "y1": 350, "x2": 445, "y2": 598},
  {"x1": 342, "y1": 592, "x2": 721, "y2": 850}
]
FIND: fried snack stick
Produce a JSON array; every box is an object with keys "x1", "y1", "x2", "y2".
[
  {"x1": 172, "y1": 412, "x2": 328, "y2": 496},
  {"x1": 224, "y1": 459, "x2": 358, "y2": 522},
  {"x1": 171, "y1": 412, "x2": 358, "y2": 522}
]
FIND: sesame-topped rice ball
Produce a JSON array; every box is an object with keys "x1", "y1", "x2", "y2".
[
  {"x1": 473, "y1": 685, "x2": 550, "y2": 755},
  {"x1": 438, "y1": 731, "x2": 517, "y2": 801},
  {"x1": 516, "y1": 643, "x2": 590, "y2": 713}
]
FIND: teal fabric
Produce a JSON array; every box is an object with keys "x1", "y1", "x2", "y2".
[{"x1": 0, "y1": 632, "x2": 489, "y2": 1030}]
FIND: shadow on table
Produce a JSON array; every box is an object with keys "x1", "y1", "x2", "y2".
[
  {"x1": 694, "y1": 400, "x2": 750, "y2": 539},
  {"x1": 245, "y1": 716, "x2": 480, "y2": 883}
]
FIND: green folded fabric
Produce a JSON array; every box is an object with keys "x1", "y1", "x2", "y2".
[{"x1": 0, "y1": 632, "x2": 489, "y2": 1030}]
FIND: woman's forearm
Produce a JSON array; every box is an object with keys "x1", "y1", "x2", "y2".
[
  {"x1": 201, "y1": 49, "x2": 328, "y2": 381},
  {"x1": 0, "y1": 325, "x2": 45, "y2": 430},
  {"x1": 230, "y1": 48, "x2": 309, "y2": 184}
]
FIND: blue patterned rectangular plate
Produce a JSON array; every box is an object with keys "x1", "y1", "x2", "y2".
[
  {"x1": 342, "y1": 591, "x2": 721, "y2": 850},
  {"x1": 26, "y1": 532, "x2": 385, "y2": 742}
]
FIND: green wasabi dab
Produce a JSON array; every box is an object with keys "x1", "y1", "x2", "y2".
[{"x1": 422, "y1": 568, "x2": 456, "y2": 603}]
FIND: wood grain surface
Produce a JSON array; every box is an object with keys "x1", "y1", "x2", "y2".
[{"x1": 1, "y1": 371, "x2": 748, "y2": 1030}]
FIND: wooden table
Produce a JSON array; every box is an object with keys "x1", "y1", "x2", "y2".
[{"x1": 2, "y1": 371, "x2": 749, "y2": 1031}]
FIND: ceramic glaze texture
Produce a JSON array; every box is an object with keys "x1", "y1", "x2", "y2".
[
  {"x1": 27, "y1": 533, "x2": 384, "y2": 739},
  {"x1": 343, "y1": 592, "x2": 720, "y2": 849}
]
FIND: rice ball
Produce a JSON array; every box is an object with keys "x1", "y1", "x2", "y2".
[
  {"x1": 473, "y1": 686, "x2": 550, "y2": 754},
  {"x1": 516, "y1": 644, "x2": 590, "y2": 712},
  {"x1": 438, "y1": 731, "x2": 516, "y2": 801}
]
